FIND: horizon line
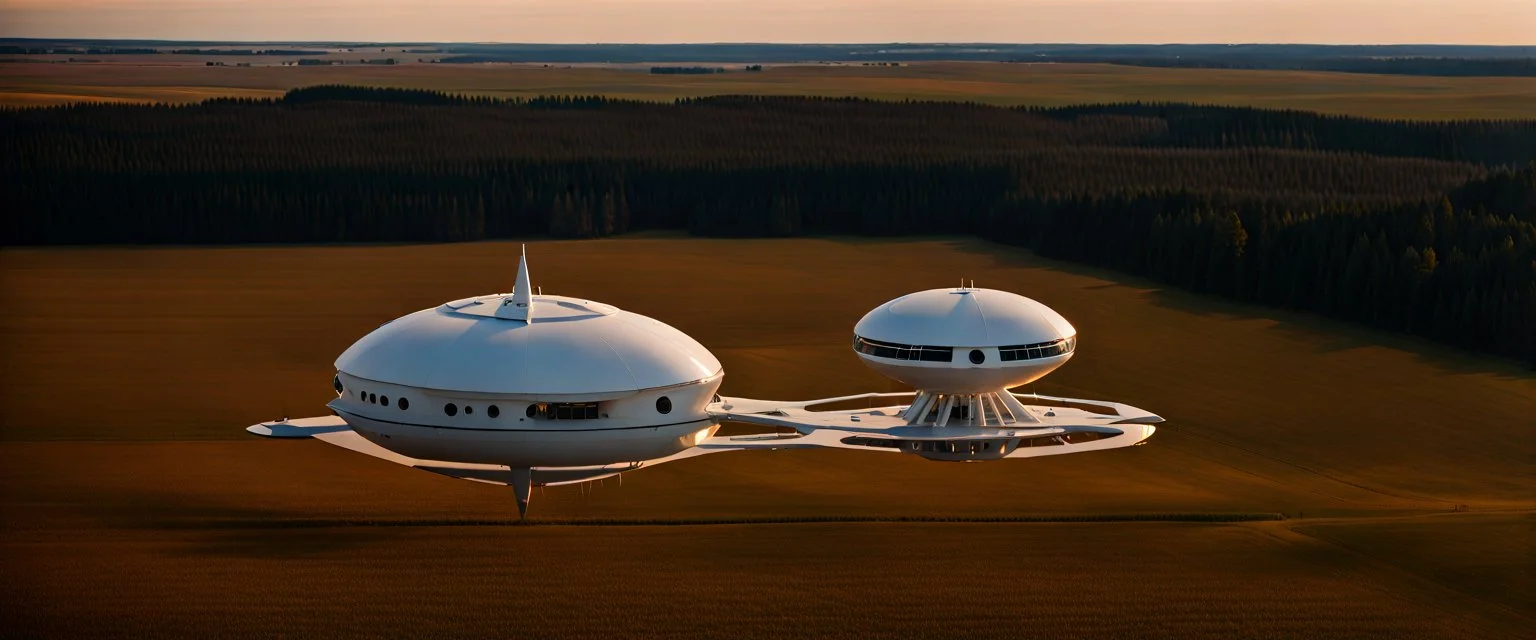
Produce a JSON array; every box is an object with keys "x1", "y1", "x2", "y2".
[{"x1": 2, "y1": 37, "x2": 1533, "y2": 48}]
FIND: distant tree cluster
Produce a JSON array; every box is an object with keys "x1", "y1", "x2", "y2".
[
  {"x1": 650, "y1": 66, "x2": 726, "y2": 74},
  {"x1": 0, "y1": 46, "x2": 159, "y2": 55},
  {"x1": 0, "y1": 46, "x2": 324, "y2": 56},
  {"x1": 169, "y1": 48, "x2": 328, "y2": 56},
  {"x1": 3, "y1": 89, "x2": 1533, "y2": 362}
]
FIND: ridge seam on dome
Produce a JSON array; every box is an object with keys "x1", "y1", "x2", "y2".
[
  {"x1": 592, "y1": 325, "x2": 641, "y2": 392},
  {"x1": 970, "y1": 289, "x2": 992, "y2": 343}
]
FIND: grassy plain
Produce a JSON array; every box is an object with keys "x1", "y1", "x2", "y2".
[
  {"x1": 4, "y1": 59, "x2": 1536, "y2": 119},
  {"x1": 1298, "y1": 513, "x2": 1535, "y2": 617},
  {"x1": 1, "y1": 237, "x2": 1533, "y2": 637},
  {"x1": 3, "y1": 521, "x2": 1525, "y2": 639}
]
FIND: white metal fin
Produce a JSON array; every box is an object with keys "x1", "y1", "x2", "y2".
[
  {"x1": 496, "y1": 245, "x2": 535, "y2": 322},
  {"x1": 510, "y1": 467, "x2": 532, "y2": 519}
]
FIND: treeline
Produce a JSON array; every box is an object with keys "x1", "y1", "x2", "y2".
[
  {"x1": 169, "y1": 48, "x2": 327, "y2": 56},
  {"x1": 0, "y1": 46, "x2": 325, "y2": 56},
  {"x1": 986, "y1": 185, "x2": 1535, "y2": 359},
  {"x1": 275, "y1": 85, "x2": 629, "y2": 108},
  {"x1": 0, "y1": 46, "x2": 158, "y2": 55},
  {"x1": 44, "y1": 86, "x2": 1536, "y2": 167},
  {"x1": 2, "y1": 89, "x2": 1533, "y2": 362},
  {"x1": 1036, "y1": 102, "x2": 1536, "y2": 167},
  {"x1": 1025, "y1": 56, "x2": 1536, "y2": 78},
  {"x1": 650, "y1": 66, "x2": 726, "y2": 74}
]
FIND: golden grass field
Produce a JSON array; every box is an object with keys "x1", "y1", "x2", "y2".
[
  {"x1": 1, "y1": 237, "x2": 1533, "y2": 638},
  {"x1": 4, "y1": 59, "x2": 1536, "y2": 119}
]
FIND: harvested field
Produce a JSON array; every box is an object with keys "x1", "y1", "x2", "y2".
[
  {"x1": 3, "y1": 521, "x2": 1529, "y2": 640},
  {"x1": 1, "y1": 237, "x2": 1532, "y2": 637},
  {"x1": 4, "y1": 60, "x2": 1536, "y2": 119}
]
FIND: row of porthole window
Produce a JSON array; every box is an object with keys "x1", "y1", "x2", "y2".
[
  {"x1": 337, "y1": 376, "x2": 412, "y2": 411},
  {"x1": 338, "y1": 372, "x2": 676, "y2": 420},
  {"x1": 443, "y1": 403, "x2": 502, "y2": 418},
  {"x1": 360, "y1": 390, "x2": 410, "y2": 410},
  {"x1": 442, "y1": 397, "x2": 673, "y2": 419}
]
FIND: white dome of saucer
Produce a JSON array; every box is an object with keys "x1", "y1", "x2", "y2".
[
  {"x1": 336, "y1": 293, "x2": 721, "y2": 398},
  {"x1": 852, "y1": 287, "x2": 1077, "y2": 393}
]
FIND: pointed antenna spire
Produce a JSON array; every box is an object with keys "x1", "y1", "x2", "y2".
[{"x1": 496, "y1": 244, "x2": 535, "y2": 322}]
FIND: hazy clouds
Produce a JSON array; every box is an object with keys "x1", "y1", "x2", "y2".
[{"x1": 2, "y1": 0, "x2": 1531, "y2": 44}]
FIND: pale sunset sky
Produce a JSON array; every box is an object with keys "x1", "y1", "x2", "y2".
[{"x1": 0, "y1": 0, "x2": 1531, "y2": 44}]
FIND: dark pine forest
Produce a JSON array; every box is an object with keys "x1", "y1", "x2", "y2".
[{"x1": 4, "y1": 86, "x2": 1534, "y2": 363}]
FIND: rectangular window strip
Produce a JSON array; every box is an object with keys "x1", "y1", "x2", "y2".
[
  {"x1": 998, "y1": 336, "x2": 1077, "y2": 362},
  {"x1": 544, "y1": 402, "x2": 601, "y2": 420},
  {"x1": 853, "y1": 336, "x2": 954, "y2": 362}
]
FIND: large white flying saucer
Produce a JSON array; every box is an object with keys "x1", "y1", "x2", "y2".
[{"x1": 248, "y1": 248, "x2": 1161, "y2": 517}]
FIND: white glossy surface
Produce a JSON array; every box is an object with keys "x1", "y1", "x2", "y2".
[
  {"x1": 336, "y1": 293, "x2": 721, "y2": 395},
  {"x1": 854, "y1": 287, "x2": 1075, "y2": 347},
  {"x1": 246, "y1": 253, "x2": 1160, "y2": 517}
]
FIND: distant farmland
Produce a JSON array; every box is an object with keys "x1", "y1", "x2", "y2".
[{"x1": 4, "y1": 60, "x2": 1536, "y2": 119}]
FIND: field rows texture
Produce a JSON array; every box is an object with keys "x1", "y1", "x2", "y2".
[
  {"x1": 2, "y1": 521, "x2": 1530, "y2": 639},
  {"x1": 1, "y1": 237, "x2": 1532, "y2": 638},
  {"x1": 4, "y1": 61, "x2": 1536, "y2": 119}
]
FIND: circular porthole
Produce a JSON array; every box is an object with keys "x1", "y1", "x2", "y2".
[
  {"x1": 525, "y1": 404, "x2": 538, "y2": 418},
  {"x1": 464, "y1": 406, "x2": 474, "y2": 415},
  {"x1": 656, "y1": 396, "x2": 672, "y2": 414},
  {"x1": 398, "y1": 397, "x2": 409, "y2": 410},
  {"x1": 380, "y1": 396, "x2": 389, "y2": 407},
  {"x1": 332, "y1": 375, "x2": 344, "y2": 395},
  {"x1": 444, "y1": 403, "x2": 458, "y2": 417},
  {"x1": 969, "y1": 349, "x2": 985, "y2": 365},
  {"x1": 368, "y1": 393, "x2": 377, "y2": 404},
  {"x1": 488, "y1": 405, "x2": 500, "y2": 418}
]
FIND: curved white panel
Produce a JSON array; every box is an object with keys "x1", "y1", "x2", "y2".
[
  {"x1": 336, "y1": 294, "x2": 721, "y2": 395},
  {"x1": 854, "y1": 288, "x2": 1075, "y2": 347}
]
